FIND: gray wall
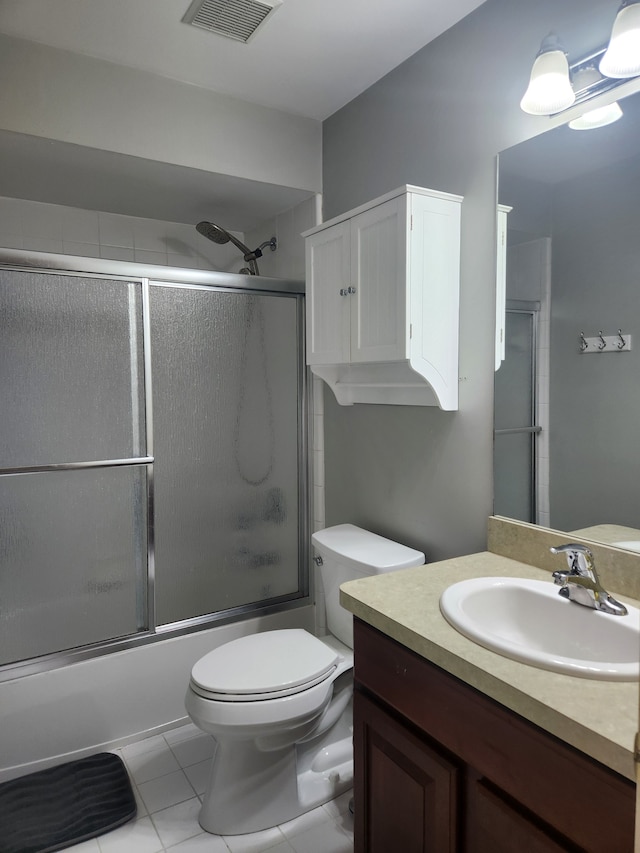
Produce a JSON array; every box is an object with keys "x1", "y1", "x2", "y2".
[
  {"x1": 550, "y1": 158, "x2": 640, "y2": 531},
  {"x1": 321, "y1": 0, "x2": 618, "y2": 560}
]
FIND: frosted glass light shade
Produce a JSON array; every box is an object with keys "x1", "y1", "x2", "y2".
[
  {"x1": 520, "y1": 45, "x2": 576, "y2": 115},
  {"x1": 568, "y1": 101, "x2": 623, "y2": 129},
  {"x1": 600, "y1": 2, "x2": 640, "y2": 78}
]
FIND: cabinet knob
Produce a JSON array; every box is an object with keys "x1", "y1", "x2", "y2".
[
  {"x1": 348, "y1": 286, "x2": 357, "y2": 294},
  {"x1": 339, "y1": 288, "x2": 348, "y2": 296}
]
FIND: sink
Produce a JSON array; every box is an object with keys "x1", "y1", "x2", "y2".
[{"x1": 439, "y1": 577, "x2": 640, "y2": 680}]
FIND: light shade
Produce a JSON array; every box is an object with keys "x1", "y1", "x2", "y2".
[
  {"x1": 600, "y1": 1, "x2": 640, "y2": 78},
  {"x1": 568, "y1": 101, "x2": 623, "y2": 129},
  {"x1": 520, "y1": 34, "x2": 576, "y2": 115}
]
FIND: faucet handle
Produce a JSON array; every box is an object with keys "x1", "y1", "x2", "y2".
[{"x1": 549, "y1": 543, "x2": 595, "y2": 579}]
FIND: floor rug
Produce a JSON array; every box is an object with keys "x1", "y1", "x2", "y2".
[{"x1": 0, "y1": 752, "x2": 137, "y2": 853}]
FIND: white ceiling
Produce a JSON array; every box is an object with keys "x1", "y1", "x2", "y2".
[{"x1": 0, "y1": 0, "x2": 486, "y2": 121}]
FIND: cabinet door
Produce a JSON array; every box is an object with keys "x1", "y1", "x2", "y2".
[
  {"x1": 305, "y1": 221, "x2": 351, "y2": 364},
  {"x1": 354, "y1": 689, "x2": 458, "y2": 853},
  {"x1": 350, "y1": 196, "x2": 407, "y2": 363},
  {"x1": 465, "y1": 776, "x2": 576, "y2": 853}
]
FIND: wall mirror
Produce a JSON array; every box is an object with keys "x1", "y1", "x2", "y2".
[{"x1": 495, "y1": 86, "x2": 640, "y2": 552}]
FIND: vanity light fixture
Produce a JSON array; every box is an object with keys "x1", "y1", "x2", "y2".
[
  {"x1": 568, "y1": 65, "x2": 624, "y2": 128},
  {"x1": 521, "y1": 2, "x2": 640, "y2": 120},
  {"x1": 520, "y1": 33, "x2": 575, "y2": 115},
  {"x1": 600, "y1": 0, "x2": 640, "y2": 78}
]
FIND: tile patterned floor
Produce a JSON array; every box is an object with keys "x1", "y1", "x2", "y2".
[{"x1": 60, "y1": 724, "x2": 354, "y2": 853}]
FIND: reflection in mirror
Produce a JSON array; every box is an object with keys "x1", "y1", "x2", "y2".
[{"x1": 496, "y1": 87, "x2": 640, "y2": 553}]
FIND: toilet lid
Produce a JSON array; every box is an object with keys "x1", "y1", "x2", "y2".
[{"x1": 190, "y1": 629, "x2": 339, "y2": 698}]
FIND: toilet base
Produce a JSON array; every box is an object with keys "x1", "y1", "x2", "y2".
[{"x1": 199, "y1": 702, "x2": 353, "y2": 835}]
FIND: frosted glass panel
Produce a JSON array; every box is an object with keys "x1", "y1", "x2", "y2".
[
  {"x1": 494, "y1": 311, "x2": 534, "y2": 430},
  {"x1": 0, "y1": 270, "x2": 145, "y2": 467},
  {"x1": 494, "y1": 432, "x2": 534, "y2": 522},
  {"x1": 0, "y1": 466, "x2": 147, "y2": 664},
  {"x1": 494, "y1": 309, "x2": 537, "y2": 523},
  {"x1": 150, "y1": 286, "x2": 301, "y2": 625}
]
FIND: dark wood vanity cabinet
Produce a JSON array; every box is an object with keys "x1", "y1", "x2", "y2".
[{"x1": 353, "y1": 619, "x2": 635, "y2": 853}]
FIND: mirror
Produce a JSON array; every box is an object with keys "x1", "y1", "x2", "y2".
[{"x1": 496, "y1": 87, "x2": 640, "y2": 552}]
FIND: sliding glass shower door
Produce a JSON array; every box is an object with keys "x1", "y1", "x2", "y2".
[
  {"x1": 0, "y1": 264, "x2": 306, "y2": 672},
  {"x1": 150, "y1": 284, "x2": 303, "y2": 626},
  {"x1": 494, "y1": 307, "x2": 539, "y2": 523},
  {"x1": 0, "y1": 270, "x2": 148, "y2": 664}
]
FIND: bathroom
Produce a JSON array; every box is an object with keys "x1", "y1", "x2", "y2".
[{"x1": 1, "y1": 0, "x2": 640, "y2": 850}]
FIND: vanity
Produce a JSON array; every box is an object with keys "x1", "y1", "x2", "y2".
[{"x1": 340, "y1": 518, "x2": 639, "y2": 852}]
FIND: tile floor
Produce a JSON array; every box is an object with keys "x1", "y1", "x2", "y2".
[{"x1": 60, "y1": 724, "x2": 354, "y2": 853}]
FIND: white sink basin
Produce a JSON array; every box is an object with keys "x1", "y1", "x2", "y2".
[{"x1": 440, "y1": 577, "x2": 640, "y2": 680}]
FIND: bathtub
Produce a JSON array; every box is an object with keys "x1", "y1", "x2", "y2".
[{"x1": 0, "y1": 605, "x2": 314, "y2": 782}]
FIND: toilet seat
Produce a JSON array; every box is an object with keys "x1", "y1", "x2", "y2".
[{"x1": 190, "y1": 629, "x2": 339, "y2": 702}]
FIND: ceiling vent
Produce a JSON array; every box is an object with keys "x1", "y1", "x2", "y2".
[{"x1": 182, "y1": 0, "x2": 281, "y2": 44}]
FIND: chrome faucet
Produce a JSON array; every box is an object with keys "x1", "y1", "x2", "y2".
[{"x1": 549, "y1": 543, "x2": 628, "y2": 616}]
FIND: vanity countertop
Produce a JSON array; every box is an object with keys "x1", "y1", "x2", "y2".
[{"x1": 339, "y1": 551, "x2": 638, "y2": 782}]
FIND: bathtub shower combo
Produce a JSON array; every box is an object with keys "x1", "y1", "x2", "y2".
[{"x1": 0, "y1": 251, "x2": 307, "y2": 687}]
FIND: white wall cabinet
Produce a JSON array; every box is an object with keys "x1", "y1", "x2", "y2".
[{"x1": 303, "y1": 185, "x2": 462, "y2": 410}]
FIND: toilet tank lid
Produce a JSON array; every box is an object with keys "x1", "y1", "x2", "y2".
[{"x1": 311, "y1": 524, "x2": 424, "y2": 572}]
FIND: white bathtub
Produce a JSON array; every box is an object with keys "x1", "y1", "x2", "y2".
[{"x1": 0, "y1": 605, "x2": 314, "y2": 782}]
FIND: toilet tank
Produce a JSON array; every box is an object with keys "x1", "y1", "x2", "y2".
[{"x1": 311, "y1": 524, "x2": 425, "y2": 648}]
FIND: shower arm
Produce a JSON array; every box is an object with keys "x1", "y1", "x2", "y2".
[
  {"x1": 241, "y1": 238, "x2": 278, "y2": 262},
  {"x1": 238, "y1": 238, "x2": 277, "y2": 276}
]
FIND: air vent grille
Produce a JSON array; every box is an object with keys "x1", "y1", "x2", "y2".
[{"x1": 182, "y1": 0, "x2": 279, "y2": 43}]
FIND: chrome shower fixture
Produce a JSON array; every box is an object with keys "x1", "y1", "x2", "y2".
[{"x1": 195, "y1": 221, "x2": 277, "y2": 275}]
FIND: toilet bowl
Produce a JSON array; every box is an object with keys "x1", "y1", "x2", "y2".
[{"x1": 185, "y1": 523, "x2": 424, "y2": 836}]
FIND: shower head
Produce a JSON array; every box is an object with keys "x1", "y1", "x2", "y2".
[
  {"x1": 196, "y1": 220, "x2": 259, "y2": 273},
  {"x1": 196, "y1": 221, "x2": 231, "y2": 245},
  {"x1": 196, "y1": 221, "x2": 254, "y2": 258},
  {"x1": 195, "y1": 221, "x2": 277, "y2": 276}
]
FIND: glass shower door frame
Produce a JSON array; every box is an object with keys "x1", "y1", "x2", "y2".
[
  {"x1": 146, "y1": 279, "x2": 309, "y2": 634},
  {"x1": 494, "y1": 302, "x2": 541, "y2": 524},
  {"x1": 0, "y1": 250, "x2": 308, "y2": 681}
]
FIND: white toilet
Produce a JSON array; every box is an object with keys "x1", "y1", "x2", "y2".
[{"x1": 185, "y1": 523, "x2": 425, "y2": 836}]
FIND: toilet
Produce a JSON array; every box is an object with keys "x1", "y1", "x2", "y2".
[{"x1": 185, "y1": 523, "x2": 425, "y2": 836}]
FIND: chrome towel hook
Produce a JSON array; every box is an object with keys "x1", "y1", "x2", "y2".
[{"x1": 579, "y1": 330, "x2": 632, "y2": 354}]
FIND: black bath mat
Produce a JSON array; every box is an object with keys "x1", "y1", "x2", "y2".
[{"x1": 0, "y1": 752, "x2": 137, "y2": 853}]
